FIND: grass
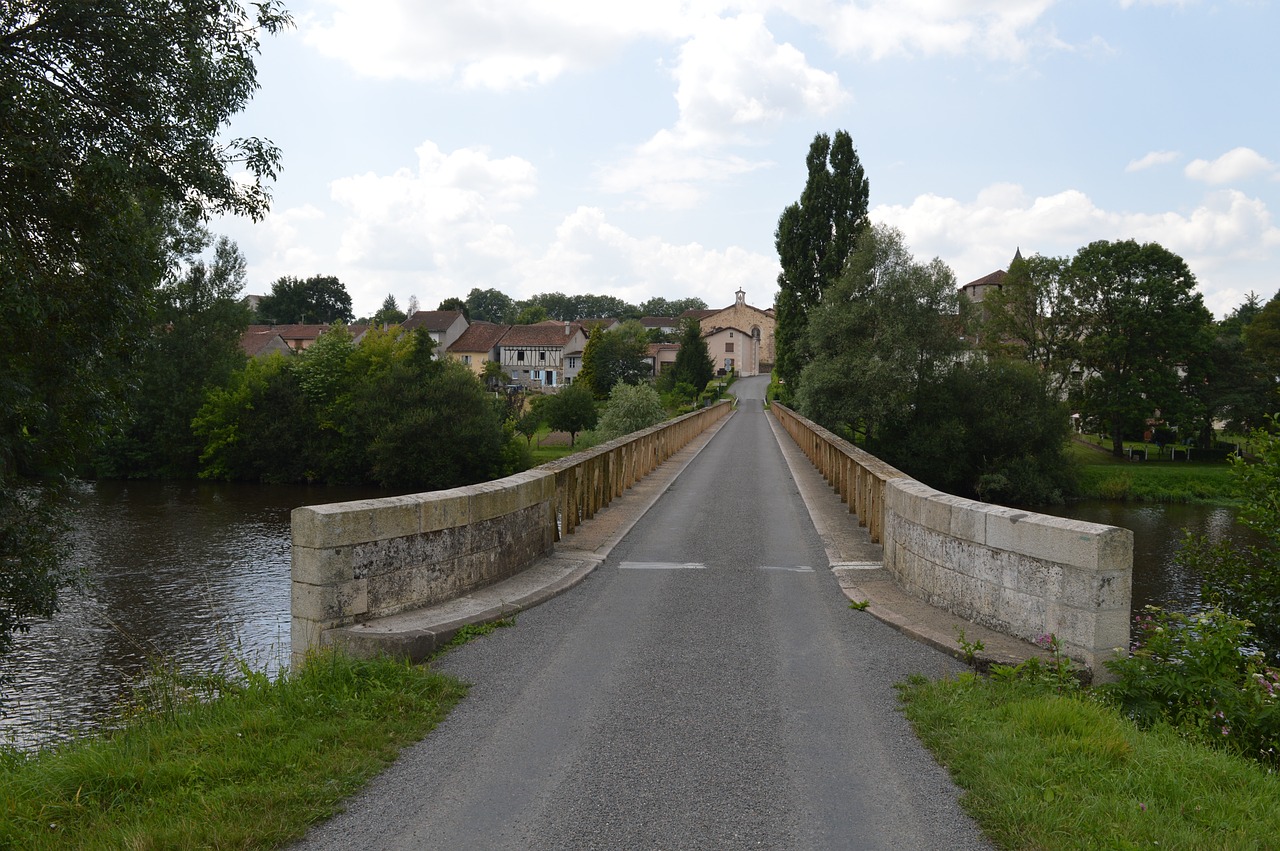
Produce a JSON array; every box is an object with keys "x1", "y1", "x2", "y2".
[
  {"x1": 0, "y1": 650, "x2": 466, "y2": 849},
  {"x1": 899, "y1": 673, "x2": 1280, "y2": 850},
  {"x1": 1068, "y1": 440, "x2": 1238, "y2": 503}
]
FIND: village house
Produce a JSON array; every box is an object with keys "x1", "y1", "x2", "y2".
[
  {"x1": 239, "y1": 323, "x2": 370, "y2": 357},
  {"x1": 401, "y1": 310, "x2": 468, "y2": 358},
  {"x1": 498, "y1": 321, "x2": 590, "y2": 390},
  {"x1": 446, "y1": 321, "x2": 510, "y2": 377}
]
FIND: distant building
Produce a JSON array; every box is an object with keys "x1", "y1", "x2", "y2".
[
  {"x1": 681, "y1": 288, "x2": 776, "y2": 376},
  {"x1": 402, "y1": 310, "x2": 468, "y2": 357}
]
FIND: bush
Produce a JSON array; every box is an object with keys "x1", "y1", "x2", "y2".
[
  {"x1": 597, "y1": 383, "x2": 665, "y2": 441},
  {"x1": 1102, "y1": 606, "x2": 1280, "y2": 766}
]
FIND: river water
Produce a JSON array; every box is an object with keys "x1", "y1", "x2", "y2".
[
  {"x1": 0, "y1": 480, "x2": 1257, "y2": 752},
  {"x1": 0, "y1": 479, "x2": 390, "y2": 752}
]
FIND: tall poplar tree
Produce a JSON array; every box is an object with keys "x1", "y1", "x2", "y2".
[{"x1": 774, "y1": 130, "x2": 870, "y2": 390}]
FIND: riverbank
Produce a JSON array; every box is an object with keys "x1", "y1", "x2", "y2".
[
  {"x1": 1069, "y1": 439, "x2": 1238, "y2": 503},
  {"x1": 0, "y1": 651, "x2": 465, "y2": 849}
]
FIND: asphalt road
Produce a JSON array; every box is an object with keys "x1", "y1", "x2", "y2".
[{"x1": 293, "y1": 375, "x2": 991, "y2": 850}]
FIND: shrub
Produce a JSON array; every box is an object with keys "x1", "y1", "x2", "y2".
[{"x1": 1102, "y1": 606, "x2": 1280, "y2": 766}]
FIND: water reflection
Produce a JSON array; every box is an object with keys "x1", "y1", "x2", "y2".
[{"x1": 0, "y1": 479, "x2": 388, "y2": 751}]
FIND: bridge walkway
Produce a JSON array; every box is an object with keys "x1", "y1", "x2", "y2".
[{"x1": 292, "y1": 375, "x2": 994, "y2": 850}]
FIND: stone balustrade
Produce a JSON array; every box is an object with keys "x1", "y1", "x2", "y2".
[
  {"x1": 291, "y1": 400, "x2": 732, "y2": 662},
  {"x1": 772, "y1": 403, "x2": 1132, "y2": 674}
]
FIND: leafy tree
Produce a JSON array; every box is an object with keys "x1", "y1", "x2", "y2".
[
  {"x1": 774, "y1": 130, "x2": 870, "y2": 390},
  {"x1": 598, "y1": 383, "x2": 666, "y2": 441},
  {"x1": 979, "y1": 252, "x2": 1082, "y2": 398},
  {"x1": 664, "y1": 318, "x2": 713, "y2": 394},
  {"x1": 796, "y1": 224, "x2": 962, "y2": 443},
  {"x1": 544, "y1": 383, "x2": 598, "y2": 447},
  {"x1": 0, "y1": 1, "x2": 289, "y2": 655},
  {"x1": 256, "y1": 274, "x2": 354, "y2": 324},
  {"x1": 98, "y1": 231, "x2": 252, "y2": 478},
  {"x1": 640, "y1": 296, "x2": 707, "y2": 317},
  {"x1": 358, "y1": 331, "x2": 507, "y2": 489},
  {"x1": 1245, "y1": 291, "x2": 1280, "y2": 385},
  {"x1": 466, "y1": 287, "x2": 514, "y2": 323},
  {"x1": 874, "y1": 358, "x2": 1075, "y2": 505},
  {"x1": 583, "y1": 321, "x2": 650, "y2": 398},
  {"x1": 371, "y1": 294, "x2": 407, "y2": 326},
  {"x1": 514, "y1": 405, "x2": 545, "y2": 446},
  {"x1": 438, "y1": 296, "x2": 468, "y2": 318},
  {"x1": 481, "y1": 360, "x2": 507, "y2": 391},
  {"x1": 576, "y1": 326, "x2": 602, "y2": 398},
  {"x1": 1181, "y1": 301, "x2": 1275, "y2": 443},
  {"x1": 1069, "y1": 240, "x2": 1213, "y2": 456},
  {"x1": 515, "y1": 304, "x2": 549, "y2": 325}
]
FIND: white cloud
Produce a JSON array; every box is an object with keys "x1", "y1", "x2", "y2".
[
  {"x1": 1185, "y1": 147, "x2": 1276, "y2": 185},
  {"x1": 303, "y1": 0, "x2": 695, "y2": 88},
  {"x1": 808, "y1": 0, "x2": 1059, "y2": 62},
  {"x1": 1126, "y1": 150, "x2": 1180, "y2": 172},
  {"x1": 597, "y1": 13, "x2": 842, "y2": 208},
  {"x1": 519, "y1": 206, "x2": 779, "y2": 306},
  {"x1": 873, "y1": 183, "x2": 1280, "y2": 314}
]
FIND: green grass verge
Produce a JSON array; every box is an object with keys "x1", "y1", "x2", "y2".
[
  {"x1": 1068, "y1": 441, "x2": 1237, "y2": 503},
  {"x1": 899, "y1": 673, "x2": 1280, "y2": 850},
  {"x1": 0, "y1": 651, "x2": 466, "y2": 849}
]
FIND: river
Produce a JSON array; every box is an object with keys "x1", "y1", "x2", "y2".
[
  {"x1": 0, "y1": 479, "x2": 391, "y2": 752},
  {"x1": 0, "y1": 480, "x2": 1256, "y2": 752}
]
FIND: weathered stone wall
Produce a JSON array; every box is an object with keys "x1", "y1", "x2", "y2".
[
  {"x1": 884, "y1": 478, "x2": 1132, "y2": 671},
  {"x1": 291, "y1": 471, "x2": 556, "y2": 658},
  {"x1": 772, "y1": 403, "x2": 1132, "y2": 674}
]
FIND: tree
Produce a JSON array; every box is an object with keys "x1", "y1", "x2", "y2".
[
  {"x1": 598, "y1": 383, "x2": 666, "y2": 441},
  {"x1": 544, "y1": 383, "x2": 598, "y2": 447},
  {"x1": 515, "y1": 304, "x2": 549, "y2": 325},
  {"x1": 371, "y1": 294, "x2": 407, "y2": 326},
  {"x1": 576, "y1": 326, "x2": 603, "y2": 398},
  {"x1": 663, "y1": 318, "x2": 714, "y2": 395},
  {"x1": 438, "y1": 296, "x2": 468, "y2": 318},
  {"x1": 1068, "y1": 240, "x2": 1213, "y2": 456},
  {"x1": 97, "y1": 230, "x2": 252, "y2": 478},
  {"x1": 979, "y1": 252, "x2": 1082, "y2": 397},
  {"x1": 640, "y1": 296, "x2": 707, "y2": 317},
  {"x1": 256, "y1": 274, "x2": 354, "y2": 324},
  {"x1": 582, "y1": 320, "x2": 650, "y2": 398},
  {"x1": 466, "y1": 287, "x2": 514, "y2": 323},
  {"x1": 795, "y1": 224, "x2": 962, "y2": 443},
  {"x1": 0, "y1": 1, "x2": 289, "y2": 656},
  {"x1": 774, "y1": 130, "x2": 870, "y2": 390},
  {"x1": 1245, "y1": 291, "x2": 1280, "y2": 385}
]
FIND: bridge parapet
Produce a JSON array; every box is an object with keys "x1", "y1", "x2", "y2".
[
  {"x1": 290, "y1": 400, "x2": 732, "y2": 663},
  {"x1": 772, "y1": 403, "x2": 1132, "y2": 676}
]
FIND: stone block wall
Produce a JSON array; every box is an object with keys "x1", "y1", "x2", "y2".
[
  {"x1": 883, "y1": 478, "x2": 1132, "y2": 672},
  {"x1": 291, "y1": 471, "x2": 556, "y2": 659}
]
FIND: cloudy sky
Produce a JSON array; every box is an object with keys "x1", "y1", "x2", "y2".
[{"x1": 214, "y1": 0, "x2": 1280, "y2": 320}]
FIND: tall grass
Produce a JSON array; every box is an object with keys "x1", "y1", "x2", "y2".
[
  {"x1": 1068, "y1": 441, "x2": 1238, "y2": 503},
  {"x1": 900, "y1": 674, "x2": 1280, "y2": 849},
  {"x1": 0, "y1": 650, "x2": 465, "y2": 849}
]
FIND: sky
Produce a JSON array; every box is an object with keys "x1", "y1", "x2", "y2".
[{"x1": 213, "y1": 0, "x2": 1280, "y2": 320}]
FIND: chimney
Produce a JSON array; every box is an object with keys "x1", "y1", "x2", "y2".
[{"x1": 564, "y1": 321, "x2": 570, "y2": 336}]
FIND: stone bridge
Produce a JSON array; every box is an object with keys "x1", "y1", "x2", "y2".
[{"x1": 290, "y1": 380, "x2": 1132, "y2": 678}]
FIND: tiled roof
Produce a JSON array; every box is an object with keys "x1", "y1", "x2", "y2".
[
  {"x1": 679, "y1": 308, "x2": 718, "y2": 320},
  {"x1": 246, "y1": 323, "x2": 330, "y2": 340},
  {"x1": 961, "y1": 269, "x2": 1008, "y2": 290},
  {"x1": 402, "y1": 310, "x2": 465, "y2": 333},
  {"x1": 448, "y1": 322, "x2": 511, "y2": 352},
  {"x1": 640, "y1": 316, "x2": 678, "y2": 328},
  {"x1": 500, "y1": 322, "x2": 584, "y2": 347},
  {"x1": 240, "y1": 328, "x2": 288, "y2": 357}
]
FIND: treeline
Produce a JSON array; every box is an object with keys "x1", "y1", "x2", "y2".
[
  {"x1": 775, "y1": 131, "x2": 1280, "y2": 506},
  {"x1": 248, "y1": 273, "x2": 709, "y2": 328}
]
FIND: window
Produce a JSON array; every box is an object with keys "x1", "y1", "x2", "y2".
[
  {"x1": 725, "y1": 342, "x2": 734, "y2": 353},
  {"x1": 516, "y1": 351, "x2": 525, "y2": 362},
  {"x1": 539, "y1": 351, "x2": 546, "y2": 361},
  {"x1": 463, "y1": 355, "x2": 472, "y2": 365}
]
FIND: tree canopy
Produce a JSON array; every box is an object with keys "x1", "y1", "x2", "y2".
[
  {"x1": 256, "y1": 275, "x2": 354, "y2": 325},
  {"x1": 0, "y1": 0, "x2": 289, "y2": 656},
  {"x1": 1068, "y1": 240, "x2": 1212, "y2": 456},
  {"x1": 774, "y1": 130, "x2": 870, "y2": 390}
]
